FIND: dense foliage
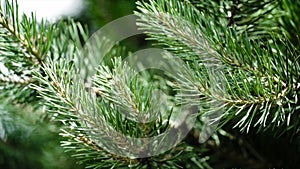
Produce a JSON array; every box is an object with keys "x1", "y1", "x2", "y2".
[{"x1": 0, "y1": 0, "x2": 299, "y2": 168}]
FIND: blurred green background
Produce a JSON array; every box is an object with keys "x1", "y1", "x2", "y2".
[{"x1": 76, "y1": 0, "x2": 149, "y2": 52}]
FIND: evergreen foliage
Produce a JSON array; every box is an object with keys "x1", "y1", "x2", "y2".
[{"x1": 0, "y1": 0, "x2": 299, "y2": 168}]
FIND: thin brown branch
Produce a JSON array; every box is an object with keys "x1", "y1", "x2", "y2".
[{"x1": 0, "y1": 16, "x2": 43, "y2": 65}]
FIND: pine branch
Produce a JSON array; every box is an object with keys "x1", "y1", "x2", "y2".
[
  {"x1": 0, "y1": 0, "x2": 89, "y2": 105},
  {"x1": 0, "y1": 0, "x2": 53, "y2": 104},
  {"x1": 190, "y1": 0, "x2": 282, "y2": 38},
  {"x1": 31, "y1": 30, "x2": 209, "y2": 167},
  {"x1": 0, "y1": 0, "x2": 55, "y2": 65},
  {"x1": 136, "y1": 0, "x2": 300, "y2": 133},
  {"x1": 1, "y1": 0, "x2": 299, "y2": 168},
  {"x1": 135, "y1": 0, "x2": 219, "y2": 64},
  {"x1": 0, "y1": 14, "x2": 41, "y2": 65}
]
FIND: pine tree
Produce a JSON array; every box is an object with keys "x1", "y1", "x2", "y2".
[{"x1": 0, "y1": 0, "x2": 299, "y2": 168}]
